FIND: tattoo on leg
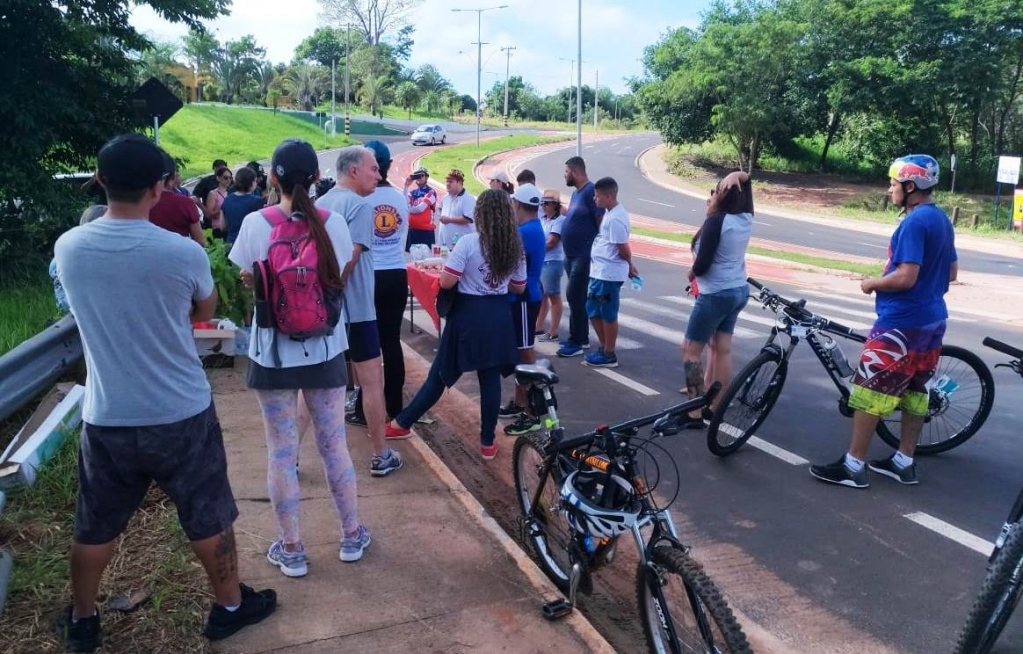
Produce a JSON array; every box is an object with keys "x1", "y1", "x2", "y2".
[
  {"x1": 214, "y1": 528, "x2": 238, "y2": 583},
  {"x1": 684, "y1": 360, "x2": 705, "y2": 396}
]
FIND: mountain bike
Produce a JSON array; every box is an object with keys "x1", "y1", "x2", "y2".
[
  {"x1": 953, "y1": 337, "x2": 1023, "y2": 654},
  {"x1": 511, "y1": 361, "x2": 752, "y2": 654},
  {"x1": 706, "y1": 278, "x2": 995, "y2": 457}
]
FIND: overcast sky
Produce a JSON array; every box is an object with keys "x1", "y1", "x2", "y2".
[{"x1": 131, "y1": 0, "x2": 706, "y2": 97}]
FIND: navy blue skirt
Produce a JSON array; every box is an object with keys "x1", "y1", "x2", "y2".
[{"x1": 435, "y1": 293, "x2": 517, "y2": 386}]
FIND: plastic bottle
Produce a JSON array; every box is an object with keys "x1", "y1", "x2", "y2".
[
  {"x1": 630, "y1": 275, "x2": 644, "y2": 292},
  {"x1": 822, "y1": 335, "x2": 855, "y2": 377}
]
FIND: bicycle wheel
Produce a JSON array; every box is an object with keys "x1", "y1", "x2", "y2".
[
  {"x1": 875, "y1": 345, "x2": 995, "y2": 455},
  {"x1": 637, "y1": 545, "x2": 752, "y2": 654},
  {"x1": 513, "y1": 434, "x2": 576, "y2": 592},
  {"x1": 953, "y1": 523, "x2": 1023, "y2": 654},
  {"x1": 707, "y1": 350, "x2": 788, "y2": 457}
]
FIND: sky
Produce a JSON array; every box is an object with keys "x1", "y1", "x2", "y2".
[{"x1": 130, "y1": 0, "x2": 707, "y2": 97}]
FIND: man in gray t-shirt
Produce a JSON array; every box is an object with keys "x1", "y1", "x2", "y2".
[
  {"x1": 52, "y1": 135, "x2": 275, "y2": 652},
  {"x1": 315, "y1": 144, "x2": 404, "y2": 478}
]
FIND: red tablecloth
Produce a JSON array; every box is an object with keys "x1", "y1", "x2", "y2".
[{"x1": 406, "y1": 264, "x2": 442, "y2": 332}]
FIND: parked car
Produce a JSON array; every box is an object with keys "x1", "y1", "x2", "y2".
[{"x1": 411, "y1": 124, "x2": 447, "y2": 146}]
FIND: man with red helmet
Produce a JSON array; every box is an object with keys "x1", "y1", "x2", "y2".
[{"x1": 811, "y1": 154, "x2": 958, "y2": 489}]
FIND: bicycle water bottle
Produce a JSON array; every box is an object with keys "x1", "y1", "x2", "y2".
[
  {"x1": 823, "y1": 336, "x2": 856, "y2": 378},
  {"x1": 582, "y1": 536, "x2": 597, "y2": 555}
]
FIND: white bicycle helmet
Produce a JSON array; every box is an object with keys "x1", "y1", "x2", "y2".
[{"x1": 560, "y1": 470, "x2": 641, "y2": 538}]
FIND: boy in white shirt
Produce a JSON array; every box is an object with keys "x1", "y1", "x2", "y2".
[{"x1": 583, "y1": 177, "x2": 637, "y2": 369}]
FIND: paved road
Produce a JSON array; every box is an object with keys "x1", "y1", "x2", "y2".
[
  {"x1": 401, "y1": 256, "x2": 1023, "y2": 652},
  {"x1": 522, "y1": 133, "x2": 1021, "y2": 277}
]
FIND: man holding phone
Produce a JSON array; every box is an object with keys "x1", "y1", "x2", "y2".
[{"x1": 404, "y1": 166, "x2": 437, "y2": 251}]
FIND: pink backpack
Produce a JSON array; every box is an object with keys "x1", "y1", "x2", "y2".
[{"x1": 253, "y1": 206, "x2": 341, "y2": 347}]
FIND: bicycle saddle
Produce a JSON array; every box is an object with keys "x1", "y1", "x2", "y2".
[{"x1": 515, "y1": 359, "x2": 559, "y2": 386}]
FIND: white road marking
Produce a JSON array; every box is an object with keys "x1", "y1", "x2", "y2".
[
  {"x1": 638, "y1": 198, "x2": 675, "y2": 208},
  {"x1": 620, "y1": 298, "x2": 761, "y2": 339},
  {"x1": 801, "y1": 290, "x2": 876, "y2": 309},
  {"x1": 592, "y1": 368, "x2": 661, "y2": 395},
  {"x1": 660, "y1": 294, "x2": 874, "y2": 331},
  {"x1": 754, "y1": 221, "x2": 773, "y2": 227},
  {"x1": 714, "y1": 424, "x2": 810, "y2": 465},
  {"x1": 858, "y1": 241, "x2": 888, "y2": 250},
  {"x1": 799, "y1": 300, "x2": 878, "y2": 320},
  {"x1": 903, "y1": 512, "x2": 994, "y2": 556}
]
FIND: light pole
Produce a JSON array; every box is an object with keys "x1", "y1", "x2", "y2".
[
  {"x1": 344, "y1": 23, "x2": 351, "y2": 135},
  {"x1": 452, "y1": 5, "x2": 508, "y2": 147},
  {"x1": 593, "y1": 70, "x2": 599, "y2": 130},
  {"x1": 558, "y1": 57, "x2": 574, "y2": 125},
  {"x1": 576, "y1": 0, "x2": 582, "y2": 155},
  {"x1": 501, "y1": 45, "x2": 516, "y2": 127}
]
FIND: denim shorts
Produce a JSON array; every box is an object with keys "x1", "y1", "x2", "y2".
[
  {"x1": 684, "y1": 286, "x2": 749, "y2": 343},
  {"x1": 541, "y1": 260, "x2": 564, "y2": 296},
  {"x1": 585, "y1": 278, "x2": 623, "y2": 322}
]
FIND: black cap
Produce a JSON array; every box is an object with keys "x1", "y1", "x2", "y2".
[
  {"x1": 97, "y1": 134, "x2": 170, "y2": 191},
  {"x1": 161, "y1": 151, "x2": 177, "y2": 177},
  {"x1": 271, "y1": 139, "x2": 318, "y2": 182},
  {"x1": 246, "y1": 160, "x2": 265, "y2": 175}
]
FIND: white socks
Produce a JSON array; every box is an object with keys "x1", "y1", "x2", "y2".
[
  {"x1": 892, "y1": 451, "x2": 914, "y2": 469},
  {"x1": 844, "y1": 453, "x2": 865, "y2": 473}
]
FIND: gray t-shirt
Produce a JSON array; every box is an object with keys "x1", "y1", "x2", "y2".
[
  {"x1": 317, "y1": 188, "x2": 376, "y2": 323},
  {"x1": 53, "y1": 218, "x2": 215, "y2": 427}
]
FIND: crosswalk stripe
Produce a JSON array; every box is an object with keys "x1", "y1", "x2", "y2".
[
  {"x1": 659, "y1": 295, "x2": 874, "y2": 331},
  {"x1": 619, "y1": 298, "x2": 762, "y2": 339}
]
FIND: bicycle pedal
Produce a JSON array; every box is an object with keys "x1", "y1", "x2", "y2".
[{"x1": 541, "y1": 598, "x2": 573, "y2": 620}]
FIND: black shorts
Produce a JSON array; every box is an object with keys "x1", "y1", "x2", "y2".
[
  {"x1": 347, "y1": 320, "x2": 382, "y2": 362},
  {"x1": 74, "y1": 401, "x2": 238, "y2": 545},
  {"x1": 512, "y1": 300, "x2": 541, "y2": 350}
]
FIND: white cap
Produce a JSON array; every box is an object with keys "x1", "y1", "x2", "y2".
[
  {"x1": 512, "y1": 183, "x2": 542, "y2": 207},
  {"x1": 490, "y1": 171, "x2": 510, "y2": 184}
]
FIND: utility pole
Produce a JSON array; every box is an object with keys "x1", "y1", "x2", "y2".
[
  {"x1": 559, "y1": 57, "x2": 574, "y2": 125},
  {"x1": 576, "y1": 0, "x2": 583, "y2": 155},
  {"x1": 344, "y1": 23, "x2": 351, "y2": 136},
  {"x1": 452, "y1": 6, "x2": 508, "y2": 147},
  {"x1": 594, "y1": 70, "x2": 599, "y2": 130},
  {"x1": 331, "y1": 59, "x2": 336, "y2": 135},
  {"x1": 501, "y1": 46, "x2": 516, "y2": 127}
]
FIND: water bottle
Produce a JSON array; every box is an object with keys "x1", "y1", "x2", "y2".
[
  {"x1": 582, "y1": 535, "x2": 597, "y2": 555},
  {"x1": 630, "y1": 275, "x2": 644, "y2": 292},
  {"x1": 822, "y1": 336, "x2": 855, "y2": 377}
]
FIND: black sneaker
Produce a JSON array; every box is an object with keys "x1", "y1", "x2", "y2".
[
  {"x1": 504, "y1": 415, "x2": 540, "y2": 436},
  {"x1": 498, "y1": 401, "x2": 524, "y2": 419},
  {"x1": 345, "y1": 411, "x2": 368, "y2": 427},
  {"x1": 810, "y1": 457, "x2": 869, "y2": 488},
  {"x1": 868, "y1": 456, "x2": 919, "y2": 485},
  {"x1": 204, "y1": 583, "x2": 278, "y2": 641},
  {"x1": 56, "y1": 606, "x2": 101, "y2": 653}
]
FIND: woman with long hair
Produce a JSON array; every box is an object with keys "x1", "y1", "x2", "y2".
[
  {"x1": 228, "y1": 139, "x2": 370, "y2": 578},
  {"x1": 676, "y1": 171, "x2": 754, "y2": 427},
  {"x1": 204, "y1": 166, "x2": 233, "y2": 238},
  {"x1": 386, "y1": 189, "x2": 526, "y2": 460}
]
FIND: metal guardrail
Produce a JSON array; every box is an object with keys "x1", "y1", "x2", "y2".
[{"x1": 0, "y1": 315, "x2": 82, "y2": 423}]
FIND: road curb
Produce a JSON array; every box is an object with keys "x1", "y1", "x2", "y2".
[{"x1": 399, "y1": 346, "x2": 616, "y2": 654}]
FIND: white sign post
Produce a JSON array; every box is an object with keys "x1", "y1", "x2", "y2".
[{"x1": 995, "y1": 156, "x2": 1022, "y2": 229}]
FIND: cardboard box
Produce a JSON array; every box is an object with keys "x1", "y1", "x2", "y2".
[
  {"x1": 0, "y1": 383, "x2": 84, "y2": 490},
  {"x1": 193, "y1": 325, "x2": 236, "y2": 357}
]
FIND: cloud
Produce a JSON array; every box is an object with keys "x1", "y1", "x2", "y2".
[{"x1": 130, "y1": 0, "x2": 706, "y2": 97}]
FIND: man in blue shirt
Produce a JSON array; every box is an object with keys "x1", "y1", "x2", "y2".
[
  {"x1": 501, "y1": 184, "x2": 548, "y2": 434},
  {"x1": 812, "y1": 154, "x2": 957, "y2": 489},
  {"x1": 557, "y1": 156, "x2": 604, "y2": 357}
]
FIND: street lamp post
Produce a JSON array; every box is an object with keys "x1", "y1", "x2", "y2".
[
  {"x1": 344, "y1": 23, "x2": 351, "y2": 136},
  {"x1": 501, "y1": 45, "x2": 516, "y2": 127},
  {"x1": 558, "y1": 57, "x2": 574, "y2": 125},
  {"x1": 576, "y1": 0, "x2": 583, "y2": 155},
  {"x1": 452, "y1": 5, "x2": 508, "y2": 147}
]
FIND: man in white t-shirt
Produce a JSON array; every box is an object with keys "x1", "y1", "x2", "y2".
[
  {"x1": 437, "y1": 169, "x2": 475, "y2": 246},
  {"x1": 583, "y1": 177, "x2": 637, "y2": 369}
]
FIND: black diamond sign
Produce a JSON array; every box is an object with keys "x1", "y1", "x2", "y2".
[{"x1": 131, "y1": 77, "x2": 183, "y2": 127}]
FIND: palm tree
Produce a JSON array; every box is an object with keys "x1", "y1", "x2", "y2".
[
  {"x1": 395, "y1": 81, "x2": 422, "y2": 119},
  {"x1": 285, "y1": 64, "x2": 328, "y2": 111},
  {"x1": 256, "y1": 62, "x2": 276, "y2": 106},
  {"x1": 358, "y1": 75, "x2": 392, "y2": 115},
  {"x1": 422, "y1": 89, "x2": 440, "y2": 114}
]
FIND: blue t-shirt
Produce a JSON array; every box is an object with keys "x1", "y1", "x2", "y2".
[
  {"x1": 560, "y1": 182, "x2": 604, "y2": 259},
  {"x1": 875, "y1": 204, "x2": 957, "y2": 328},
  {"x1": 513, "y1": 217, "x2": 546, "y2": 303},
  {"x1": 222, "y1": 193, "x2": 265, "y2": 244}
]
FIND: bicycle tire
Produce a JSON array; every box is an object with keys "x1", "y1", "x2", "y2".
[
  {"x1": 953, "y1": 523, "x2": 1023, "y2": 654},
  {"x1": 875, "y1": 344, "x2": 995, "y2": 455},
  {"x1": 707, "y1": 350, "x2": 788, "y2": 457},
  {"x1": 637, "y1": 545, "x2": 752, "y2": 654},
  {"x1": 512, "y1": 434, "x2": 575, "y2": 593}
]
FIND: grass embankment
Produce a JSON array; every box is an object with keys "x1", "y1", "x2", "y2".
[
  {"x1": 161, "y1": 104, "x2": 358, "y2": 179},
  {"x1": 632, "y1": 227, "x2": 885, "y2": 278},
  {"x1": 0, "y1": 282, "x2": 59, "y2": 358},
  {"x1": 0, "y1": 435, "x2": 210, "y2": 653},
  {"x1": 664, "y1": 142, "x2": 1022, "y2": 242},
  {"x1": 419, "y1": 134, "x2": 568, "y2": 195}
]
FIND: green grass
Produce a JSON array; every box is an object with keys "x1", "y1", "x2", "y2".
[
  {"x1": 0, "y1": 282, "x2": 60, "y2": 358},
  {"x1": 0, "y1": 434, "x2": 211, "y2": 653},
  {"x1": 161, "y1": 104, "x2": 358, "y2": 179},
  {"x1": 419, "y1": 134, "x2": 569, "y2": 195},
  {"x1": 633, "y1": 227, "x2": 884, "y2": 277}
]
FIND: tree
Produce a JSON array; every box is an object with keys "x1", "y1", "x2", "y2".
[
  {"x1": 255, "y1": 61, "x2": 277, "y2": 106},
  {"x1": 358, "y1": 75, "x2": 392, "y2": 114},
  {"x1": 285, "y1": 64, "x2": 328, "y2": 111},
  {"x1": 415, "y1": 64, "x2": 450, "y2": 94},
  {"x1": 395, "y1": 81, "x2": 422, "y2": 118},
  {"x1": 393, "y1": 24, "x2": 415, "y2": 62},
  {"x1": 182, "y1": 27, "x2": 220, "y2": 102},
  {"x1": 136, "y1": 40, "x2": 186, "y2": 99},
  {"x1": 317, "y1": 0, "x2": 422, "y2": 46},
  {"x1": 211, "y1": 35, "x2": 265, "y2": 105},
  {"x1": 294, "y1": 27, "x2": 347, "y2": 68}
]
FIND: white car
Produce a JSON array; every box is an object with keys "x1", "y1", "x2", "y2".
[{"x1": 411, "y1": 124, "x2": 447, "y2": 146}]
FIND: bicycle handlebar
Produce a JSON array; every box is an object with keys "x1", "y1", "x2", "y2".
[
  {"x1": 983, "y1": 337, "x2": 1023, "y2": 360},
  {"x1": 555, "y1": 383, "x2": 722, "y2": 453},
  {"x1": 747, "y1": 277, "x2": 808, "y2": 313}
]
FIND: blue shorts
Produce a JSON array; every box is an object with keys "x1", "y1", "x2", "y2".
[
  {"x1": 585, "y1": 279, "x2": 623, "y2": 323},
  {"x1": 684, "y1": 286, "x2": 749, "y2": 343},
  {"x1": 346, "y1": 320, "x2": 381, "y2": 362},
  {"x1": 541, "y1": 260, "x2": 564, "y2": 296}
]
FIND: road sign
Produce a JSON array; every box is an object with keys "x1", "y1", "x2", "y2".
[
  {"x1": 996, "y1": 155, "x2": 1021, "y2": 185},
  {"x1": 1015, "y1": 189, "x2": 1023, "y2": 230},
  {"x1": 950, "y1": 154, "x2": 957, "y2": 171}
]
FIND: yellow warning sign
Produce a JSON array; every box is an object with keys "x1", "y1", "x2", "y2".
[{"x1": 1015, "y1": 188, "x2": 1023, "y2": 230}]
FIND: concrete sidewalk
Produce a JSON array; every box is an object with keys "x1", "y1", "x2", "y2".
[{"x1": 207, "y1": 360, "x2": 613, "y2": 654}]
